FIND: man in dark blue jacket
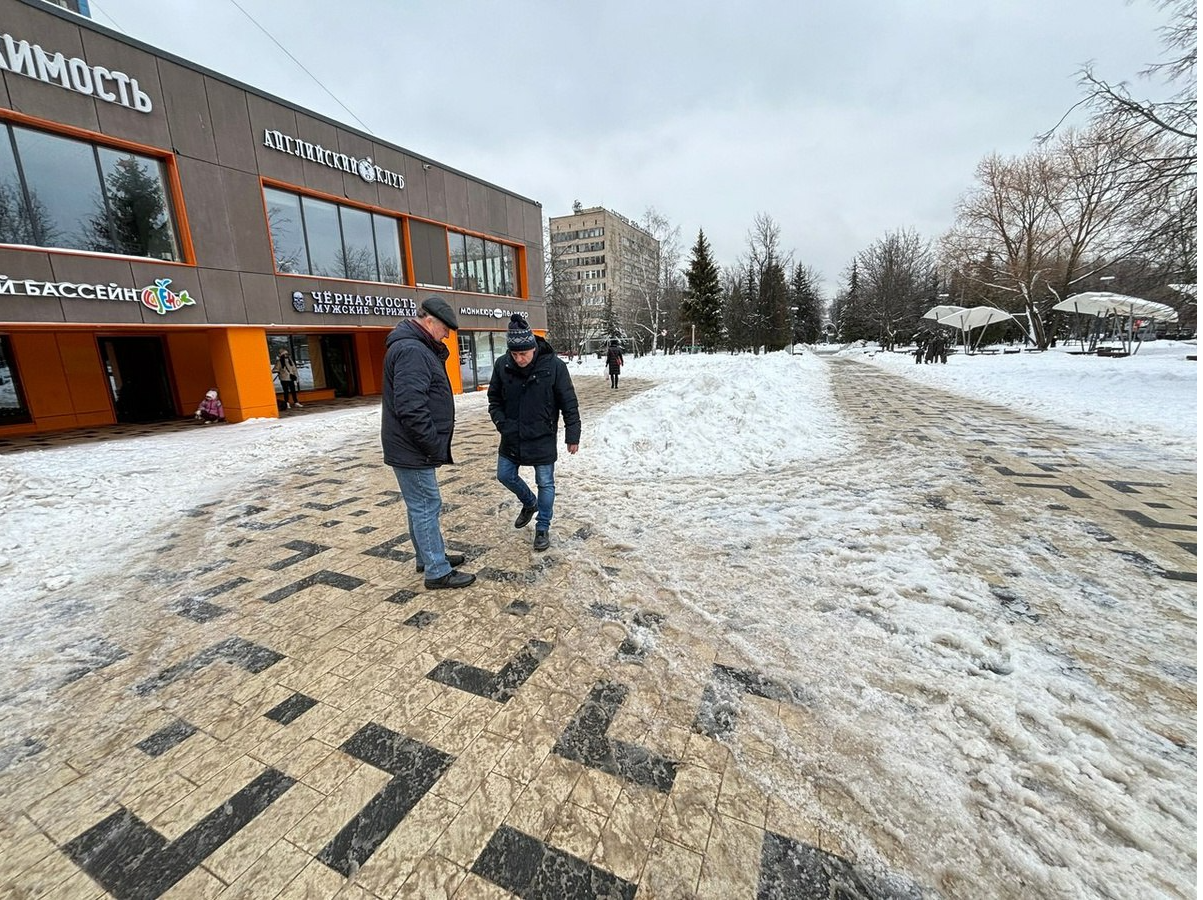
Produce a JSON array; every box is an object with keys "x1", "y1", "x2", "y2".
[
  {"x1": 488, "y1": 314, "x2": 581, "y2": 551},
  {"x1": 381, "y1": 297, "x2": 474, "y2": 589}
]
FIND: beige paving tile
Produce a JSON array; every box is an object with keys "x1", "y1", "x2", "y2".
[
  {"x1": 695, "y1": 813, "x2": 763, "y2": 899},
  {"x1": 201, "y1": 782, "x2": 324, "y2": 884},
  {"x1": 352, "y1": 791, "x2": 459, "y2": 899},
  {"x1": 150, "y1": 755, "x2": 267, "y2": 841},
  {"x1": 430, "y1": 773, "x2": 521, "y2": 869},
  {"x1": 450, "y1": 872, "x2": 515, "y2": 899},
  {"x1": 24, "y1": 775, "x2": 121, "y2": 847},
  {"x1": 657, "y1": 764, "x2": 720, "y2": 853},
  {"x1": 592, "y1": 784, "x2": 666, "y2": 884},
  {"x1": 284, "y1": 762, "x2": 392, "y2": 856},
  {"x1": 567, "y1": 766, "x2": 623, "y2": 818},
  {"x1": 547, "y1": 800, "x2": 607, "y2": 863},
  {"x1": 272, "y1": 856, "x2": 347, "y2": 900},
  {"x1": 638, "y1": 838, "x2": 704, "y2": 899},
  {"x1": 716, "y1": 764, "x2": 768, "y2": 828},
  {"x1": 159, "y1": 864, "x2": 226, "y2": 899},
  {"x1": 395, "y1": 854, "x2": 468, "y2": 899},
  {"x1": 4, "y1": 848, "x2": 91, "y2": 900},
  {"x1": 214, "y1": 838, "x2": 314, "y2": 900}
]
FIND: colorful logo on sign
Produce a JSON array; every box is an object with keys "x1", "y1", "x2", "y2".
[{"x1": 140, "y1": 279, "x2": 196, "y2": 315}]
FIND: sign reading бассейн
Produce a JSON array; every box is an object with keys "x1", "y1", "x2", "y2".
[
  {"x1": 263, "y1": 129, "x2": 405, "y2": 189},
  {"x1": 0, "y1": 275, "x2": 196, "y2": 315},
  {"x1": 0, "y1": 33, "x2": 153, "y2": 112}
]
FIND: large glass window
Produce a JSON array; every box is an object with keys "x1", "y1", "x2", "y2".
[
  {"x1": 411, "y1": 219, "x2": 451, "y2": 288},
  {"x1": 263, "y1": 186, "x2": 406, "y2": 285},
  {"x1": 374, "y1": 213, "x2": 404, "y2": 284},
  {"x1": 265, "y1": 187, "x2": 306, "y2": 274},
  {"x1": 339, "y1": 205, "x2": 376, "y2": 281},
  {"x1": 0, "y1": 132, "x2": 34, "y2": 245},
  {"x1": 458, "y1": 331, "x2": 506, "y2": 392},
  {"x1": 300, "y1": 196, "x2": 342, "y2": 278},
  {"x1": 2, "y1": 123, "x2": 180, "y2": 260},
  {"x1": 267, "y1": 334, "x2": 316, "y2": 391},
  {"x1": 446, "y1": 229, "x2": 518, "y2": 297},
  {"x1": 0, "y1": 335, "x2": 31, "y2": 424}
]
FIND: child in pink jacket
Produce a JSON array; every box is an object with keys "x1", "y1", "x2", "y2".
[{"x1": 194, "y1": 389, "x2": 225, "y2": 423}]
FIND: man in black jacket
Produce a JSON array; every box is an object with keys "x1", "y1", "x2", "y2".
[
  {"x1": 381, "y1": 297, "x2": 474, "y2": 589},
  {"x1": 488, "y1": 314, "x2": 581, "y2": 552}
]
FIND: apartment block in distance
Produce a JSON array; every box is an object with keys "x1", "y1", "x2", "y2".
[{"x1": 548, "y1": 205, "x2": 658, "y2": 353}]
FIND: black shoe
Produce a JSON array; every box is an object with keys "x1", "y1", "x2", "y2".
[
  {"x1": 424, "y1": 570, "x2": 476, "y2": 590},
  {"x1": 416, "y1": 553, "x2": 465, "y2": 574},
  {"x1": 533, "y1": 530, "x2": 550, "y2": 552},
  {"x1": 514, "y1": 504, "x2": 537, "y2": 529}
]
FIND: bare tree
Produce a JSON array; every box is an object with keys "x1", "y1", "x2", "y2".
[{"x1": 857, "y1": 229, "x2": 935, "y2": 349}]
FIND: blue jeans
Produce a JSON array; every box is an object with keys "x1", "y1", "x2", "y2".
[
  {"x1": 392, "y1": 466, "x2": 452, "y2": 579},
  {"x1": 497, "y1": 457, "x2": 555, "y2": 531}
]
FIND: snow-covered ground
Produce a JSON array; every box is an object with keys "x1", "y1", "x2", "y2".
[{"x1": 0, "y1": 343, "x2": 1195, "y2": 898}]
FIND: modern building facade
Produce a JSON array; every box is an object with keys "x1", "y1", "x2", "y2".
[
  {"x1": 0, "y1": 0, "x2": 545, "y2": 436},
  {"x1": 548, "y1": 205, "x2": 657, "y2": 353}
]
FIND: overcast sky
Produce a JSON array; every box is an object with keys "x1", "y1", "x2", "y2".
[{"x1": 85, "y1": 0, "x2": 1173, "y2": 295}]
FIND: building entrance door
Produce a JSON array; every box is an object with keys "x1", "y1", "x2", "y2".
[
  {"x1": 319, "y1": 335, "x2": 358, "y2": 397},
  {"x1": 100, "y1": 336, "x2": 175, "y2": 423}
]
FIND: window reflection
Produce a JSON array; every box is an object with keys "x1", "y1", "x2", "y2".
[
  {"x1": 374, "y1": 213, "x2": 404, "y2": 283},
  {"x1": 301, "y1": 196, "x2": 342, "y2": 278},
  {"x1": 340, "y1": 205, "x2": 376, "y2": 281},
  {"x1": 445, "y1": 229, "x2": 519, "y2": 296},
  {"x1": 3, "y1": 124, "x2": 180, "y2": 260},
  {"x1": 448, "y1": 231, "x2": 468, "y2": 290},
  {"x1": 0, "y1": 335, "x2": 31, "y2": 424},
  {"x1": 265, "y1": 187, "x2": 306, "y2": 273}
]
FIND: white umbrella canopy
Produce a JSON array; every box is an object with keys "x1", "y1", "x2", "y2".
[
  {"x1": 921, "y1": 304, "x2": 966, "y2": 322},
  {"x1": 935, "y1": 305, "x2": 1015, "y2": 330},
  {"x1": 1052, "y1": 292, "x2": 1179, "y2": 322}
]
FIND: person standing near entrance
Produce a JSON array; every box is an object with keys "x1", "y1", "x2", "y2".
[
  {"x1": 488, "y1": 314, "x2": 581, "y2": 552},
  {"x1": 604, "y1": 339, "x2": 624, "y2": 389},
  {"x1": 274, "y1": 349, "x2": 302, "y2": 409},
  {"x1": 382, "y1": 297, "x2": 475, "y2": 589}
]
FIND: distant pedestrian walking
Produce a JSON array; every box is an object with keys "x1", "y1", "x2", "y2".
[
  {"x1": 194, "y1": 389, "x2": 224, "y2": 423},
  {"x1": 489, "y1": 314, "x2": 581, "y2": 552},
  {"x1": 604, "y1": 339, "x2": 624, "y2": 389},
  {"x1": 382, "y1": 297, "x2": 475, "y2": 589},
  {"x1": 274, "y1": 350, "x2": 302, "y2": 409}
]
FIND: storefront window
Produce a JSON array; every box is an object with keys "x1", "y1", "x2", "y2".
[
  {"x1": 300, "y1": 196, "x2": 342, "y2": 278},
  {"x1": 340, "y1": 205, "x2": 376, "y2": 281},
  {"x1": 264, "y1": 186, "x2": 407, "y2": 285},
  {"x1": 411, "y1": 220, "x2": 451, "y2": 288},
  {"x1": 267, "y1": 335, "x2": 316, "y2": 391},
  {"x1": 374, "y1": 214, "x2": 404, "y2": 284},
  {"x1": 458, "y1": 332, "x2": 506, "y2": 391},
  {"x1": 0, "y1": 132, "x2": 34, "y2": 245},
  {"x1": 0, "y1": 335, "x2": 31, "y2": 424},
  {"x1": 444, "y1": 229, "x2": 519, "y2": 296},
  {"x1": 264, "y1": 187, "x2": 306, "y2": 274},
  {"x1": 4, "y1": 124, "x2": 180, "y2": 260}
]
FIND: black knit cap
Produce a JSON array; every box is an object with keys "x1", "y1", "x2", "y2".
[
  {"x1": 420, "y1": 295, "x2": 458, "y2": 330},
  {"x1": 507, "y1": 313, "x2": 537, "y2": 351}
]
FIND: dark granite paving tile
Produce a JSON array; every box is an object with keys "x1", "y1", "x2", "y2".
[
  {"x1": 260, "y1": 570, "x2": 366, "y2": 604},
  {"x1": 354, "y1": 525, "x2": 378, "y2": 534},
  {"x1": 238, "y1": 514, "x2": 309, "y2": 531},
  {"x1": 375, "y1": 492, "x2": 403, "y2": 507},
  {"x1": 320, "y1": 520, "x2": 341, "y2": 528},
  {"x1": 505, "y1": 600, "x2": 532, "y2": 616},
  {"x1": 182, "y1": 500, "x2": 222, "y2": 518},
  {"x1": 0, "y1": 736, "x2": 47, "y2": 773},
  {"x1": 317, "y1": 723, "x2": 454, "y2": 876},
  {"x1": 266, "y1": 540, "x2": 330, "y2": 571},
  {"x1": 363, "y1": 533, "x2": 416, "y2": 563},
  {"x1": 136, "y1": 637, "x2": 284, "y2": 696},
  {"x1": 990, "y1": 585, "x2": 1041, "y2": 623},
  {"x1": 1163, "y1": 570, "x2": 1197, "y2": 582},
  {"x1": 427, "y1": 639, "x2": 553, "y2": 703},
  {"x1": 383, "y1": 589, "x2": 419, "y2": 606},
  {"x1": 265, "y1": 692, "x2": 318, "y2": 725},
  {"x1": 572, "y1": 525, "x2": 594, "y2": 541},
  {"x1": 295, "y1": 477, "x2": 348, "y2": 489},
  {"x1": 349, "y1": 509, "x2": 370, "y2": 517},
  {"x1": 1145, "y1": 501, "x2": 1173, "y2": 509},
  {"x1": 477, "y1": 566, "x2": 535, "y2": 584},
  {"x1": 1173, "y1": 541, "x2": 1196, "y2": 556},
  {"x1": 1015, "y1": 482, "x2": 1090, "y2": 498},
  {"x1": 992, "y1": 465, "x2": 1054, "y2": 478},
  {"x1": 617, "y1": 611, "x2": 665, "y2": 663},
  {"x1": 60, "y1": 637, "x2": 130, "y2": 686},
  {"x1": 172, "y1": 577, "x2": 251, "y2": 622},
  {"x1": 589, "y1": 603, "x2": 622, "y2": 621},
  {"x1": 758, "y1": 830, "x2": 924, "y2": 900},
  {"x1": 136, "y1": 720, "x2": 197, "y2": 757},
  {"x1": 302, "y1": 496, "x2": 362, "y2": 511},
  {"x1": 1118, "y1": 509, "x2": 1196, "y2": 531},
  {"x1": 1102, "y1": 479, "x2": 1168, "y2": 494},
  {"x1": 64, "y1": 767, "x2": 295, "y2": 900},
  {"x1": 554, "y1": 682, "x2": 678, "y2": 793},
  {"x1": 693, "y1": 664, "x2": 807, "y2": 739},
  {"x1": 227, "y1": 537, "x2": 253, "y2": 548},
  {"x1": 472, "y1": 825, "x2": 636, "y2": 900},
  {"x1": 403, "y1": 610, "x2": 440, "y2": 629},
  {"x1": 220, "y1": 504, "x2": 268, "y2": 523}
]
